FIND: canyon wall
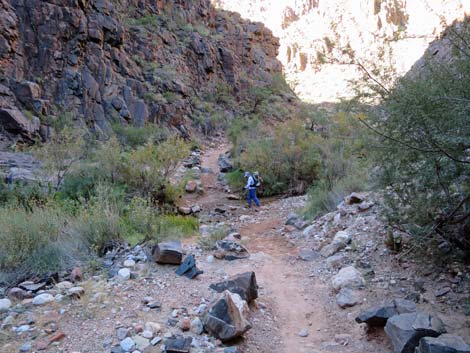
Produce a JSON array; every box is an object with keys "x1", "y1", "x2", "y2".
[
  {"x1": 213, "y1": 0, "x2": 470, "y2": 102},
  {"x1": 0, "y1": 0, "x2": 282, "y2": 144}
]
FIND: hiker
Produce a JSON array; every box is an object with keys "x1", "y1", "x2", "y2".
[{"x1": 244, "y1": 171, "x2": 260, "y2": 207}]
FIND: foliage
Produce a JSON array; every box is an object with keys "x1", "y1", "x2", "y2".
[
  {"x1": 112, "y1": 123, "x2": 169, "y2": 148},
  {"x1": 35, "y1": 126, "x2": 86, "y2": 189},
  {"x1": 359, "y1": 19, "x2": 470, "y2": 256},
  {"x1": 231, "y1": 119, "x2": 322, "y2": 196},
  {"x1": 0, "y1": 204, "x2": 84, "y2": 283}
]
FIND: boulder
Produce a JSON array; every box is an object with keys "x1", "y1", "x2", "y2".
[
  {"x1": 203, "y1": 290, "x2": 252, "y2": 342},
  {"x1": 416, "y1": 334, "x2": 470, "y2": 353},
  {"x1": 298, "y1": 248, "x2": 319, "y2": 261},
  {"x1": 384, "y1": 312, "x2": 446, "y2": 353},
  {"x1": 0, "y1": 298, "x2": 11, "y2": 312},
  {"x1": 163, "y1": 336, "x2": 192, "y2": 353},
  {"x1": 320, "y1": 230, "x2": 351, "y2": 257},
  {"x1": 178, "y1": 207, "x2": 192, "y2": 215},
  {"x1": 175, "y1": 254, "x2": 203, "y2": 279},
  {"x1": 336, "y1": 288, "x2": 359, "y2": 308},
  {"x1": 7, "y1": 287, "x2": 27, "y2": 301},
  {"x1": 185, "y1": 180, "x2": 198, "y2": 193},
  {"x1": 326, "y1": 253, "x2": 347, "y2": 269},
  {"x1": 67, "y1": 287, "x2": 85, "y2": 299},
  {"x1": 331, "y1": 266, "x2": 365, "y2": 292},
  {"x1": 0, "y1": 108, "x2": 40, "y2": 138},
  {"x1": 118, "y1": 268, "x2": 131, "y2": 280},
  {"x1": 345, "y1": 192, "x2": 366, "y2": 205},
  {"x1": 14, "y1": 81, "x2": 41, "y2": 110},
  {"x1": 218, "y1": 154, "x2": 233, "y2": 173},
  {"x1": 214, "y1": 240, "x2": 249, "y2": 261},
  {"x1": 152, "y1": 240, "x2": 183, "y2": 265},
  {"x1": 209, "y1": 271, "x2": 258, "y2": 302},
  {"x1": 120, "y1": 337, "x2": 135, "y2": 351},
  {"x1": 19, "y1": 281, "x2": 46, "y2": 292},
  {"x1": 286, "y1": 213, "x2": 300, "y2": 225},
  {"x1": 32, "y1": 293, "x2": 54, "y2": 305},
  {"x1": 356, "y1": 299, "x2": 417, "y2": 327}
]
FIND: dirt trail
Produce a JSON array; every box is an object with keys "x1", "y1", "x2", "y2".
[{"x1": 192, "y1": 143, "x2": 331, "y2": 353}]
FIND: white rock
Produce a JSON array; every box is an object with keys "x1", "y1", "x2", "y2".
[
  {"x1": 206, "y1": 255, "x2": 215, "y2": 263},
  {"x1": 67, "y1": 286, "x2": 85, "y2": 298},
  {"x1": 302, "y1": 224, "x2": 316, "y2": 237},
  {"x1": 118, "y1": 268, "x2": 131, "y2": 281},
  {"x1": 0, "y1": 298, "x2": 12, "y2": 312},
  {"x1": 16, "y1": 324, "x2": 30, "y2": 333},
  {"x1": 123, "y1": 259, "x2": 136, "y2": 268},
  {"x1": 57, "y1": 281, "x2": 73, "y2": 290},
  {"x1": 120, "y1": 337, "x2": 135, "y2": 351},
  {"x1": 190, "y1": 317, "x2": 204, "y2": 335},
  {"x1": 32, "y1": 293, "x2": 54, "y2": 305},
  {"x1": 142, "y1": 330, "x2": 153, "y2": 339},
  {"x1": 333, "y1": 231, "x2": 351, "y2": 245},
  {"x1": 132, "y1": 335, "x2": 150, "y2": 351},
  {"x1": 332, "y1": 266, "x2": 365, "y2": 293},
  {"x1": 150, "y1": 337, "x2": 162, "y2": 346}
]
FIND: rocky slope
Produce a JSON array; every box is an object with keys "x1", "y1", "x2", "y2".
[
  {"x1": 0, "y1": 0, "x2": 282, "y2": 145},
  {"x1": 212, "y1": 0, "x2": 470, "y2": 102}
]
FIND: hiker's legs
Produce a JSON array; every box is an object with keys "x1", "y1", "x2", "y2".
[
  {"x1": 247, "y1": 189, "x2": 253, "y2": 207},
  {"x1": 253, "y1": 189, "x2": 260, "y2": 206}
]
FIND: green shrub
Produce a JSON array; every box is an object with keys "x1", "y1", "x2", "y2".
[
  {"x1": 358, "y1": 19, "x2": 470, "y2": 257},
  {"x1": 0, "y1": 204, "x2": 86, "y2": 283},
  {"x1": 112, "y1": 123, "x2": 169, "y2": 148},
  {"x1": 193, "y1": 23, "x2": 210, "y2": 37},
  {"x1": 233, "y1": 119, "x2": 322, "y2": 196}
]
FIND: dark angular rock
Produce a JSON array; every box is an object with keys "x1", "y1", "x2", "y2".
[
  {"x1": 0, "y1": 108, "x2": 39, "y2": 137},
  {"x1": 152, "y1": 240, "x2": 183, "y2": 265},
  {"x1": 163, "y1": 336, "x2": 192, "y2": 353},
  {"x1": 14, "y1": 80, "x2": 41, "y2": 110},
  {"x1": 384, "y1": 312, "x2": 446, "y2": 353},
  {"x1": 298, "y1": 249, "x2": 319, "y2": 261},
  {"x1": 175, "y1": 254, "x2": 203, "y2": 279},
  {"x1": 345, "y1": 192, "x2": 366, "y2": 205},
  {"x1": 203, "y1": 291, "x2": 252, "y2": 342},
  {"x1": 356, "y1": 302, "x2": 398, "y2": 326},
  {"x1": 416, "y1": 334, "x2": 470, "y2": 353},
  {"x1": 19, "y1": 281, "x2": 46, "y2": 292},
  {"x1": 218, "y1": 154, "x2": 233, "y2": 173},
  {"x1": 394, "y1": 299, "x2": 417, "y2": 314},
  {"x1": 210, "y1": 272, "x2": 258, "y2": 302},
  {"x1": 356, "y1": 299, "x2": 417, "y2": 327},
  {"x1": 214, "y1": 240, "x2": 249, "y2": 261}
]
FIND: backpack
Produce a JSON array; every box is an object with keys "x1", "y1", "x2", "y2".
[{"x1": 252, "y1": 175, "x2": 261, "y2": 188}]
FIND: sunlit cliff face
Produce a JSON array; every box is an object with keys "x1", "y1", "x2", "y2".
[{"x1": 212, "y1": 0, "x2": 470, "y2": 103}]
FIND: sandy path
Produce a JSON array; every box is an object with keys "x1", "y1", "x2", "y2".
[{"x1": 191, "y1": 143, "x2": 331, "y2": 353}]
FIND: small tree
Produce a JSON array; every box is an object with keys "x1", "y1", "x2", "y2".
[
  {"x1": 359, "y1": 18, "x2": 470, "y2": 256},
  {"x1": 35, "y1": 126, "x2": 86, "y2": 190}
]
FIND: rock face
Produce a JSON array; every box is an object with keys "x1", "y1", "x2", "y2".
[
  {"x1": 213, "y1": 0, "x2": 470, "y2": 103},
  {"x1": 203, "y1": 290, "x2": 252, "y2": 342},
  {"x1": 384, "y1": 312, "x2": 446, "y2": 353},
  {"x1": 209, "y1": 271, "x2": 258, "y2": 302},
  {"x1": 0, "y1": 0, "x2": 283, "y2": 143},
  {"x1": 416, "y1": 334, "x2": 470, "y2": 353},
  {"x1": 152, "y1": 240, "x2": 184, "y2": 265}
]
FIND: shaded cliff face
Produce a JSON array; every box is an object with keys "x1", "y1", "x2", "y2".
[
  {"x1": 213, "y1": 0, "x2": 470, "y2": 103},
  {"x1": 0, "y1": 0, "x2": 282, "y2": 143}
]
